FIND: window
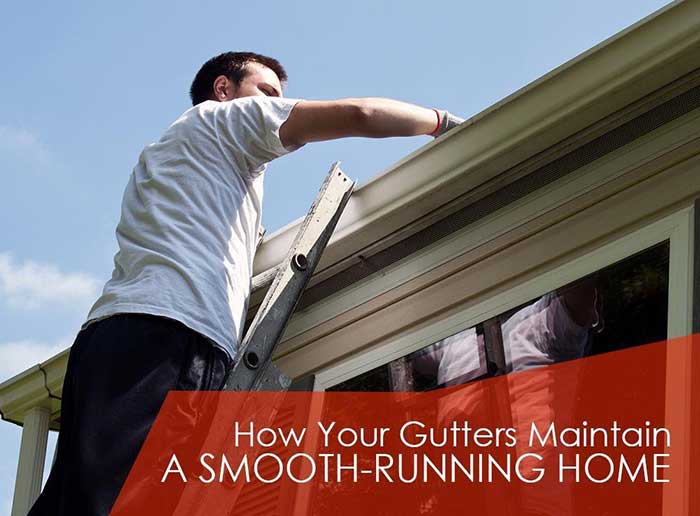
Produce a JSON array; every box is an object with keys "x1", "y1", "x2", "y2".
[{"x1": 329, "y1": 242, "x2": 670, "y2": 392}]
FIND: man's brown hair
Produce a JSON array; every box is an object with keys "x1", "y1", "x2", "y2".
[{"x1": 189, "y1": 51, "x2": 287, "y2": 106}]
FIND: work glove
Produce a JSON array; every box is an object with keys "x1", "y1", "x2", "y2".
[{"x1": 431, "y1": 110, "x2": 465, "y2": 138}]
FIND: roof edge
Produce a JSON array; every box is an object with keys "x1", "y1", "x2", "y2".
[
  {"x1": 0, "y1": 348, "x2": 69, "y2": 425},
  {"x1": 253, "y1": 0, "x2": 699, "y2": 277}
]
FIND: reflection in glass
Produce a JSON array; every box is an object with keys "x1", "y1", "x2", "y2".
[
  {"x1": 328, "y1": 242, "x2": 670, "y2": 515},
  {"x1": 330, "y1": 242, "x2": 669, "y2": 392}
]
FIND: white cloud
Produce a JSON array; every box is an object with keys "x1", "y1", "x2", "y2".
[
  {"x1": 0, "y1": 337, "x2": 73, "y2": 384},
  {"x1": 0, "y1": 125, "x2": 49, "y2": 165},
  {"x1": 0, "y1": 253, "x2": 100, "y2": 311}
]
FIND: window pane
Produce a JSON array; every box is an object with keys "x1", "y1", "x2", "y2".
[
  {"x1": 497, "y1": 241, "x2": 669, "y2": 373},
  {"x1": 329, "y1": 241, "x2": 669, "y2": 391},
  {"x1": 328, "y1": 325, "x2": 485, "y2": 392}
]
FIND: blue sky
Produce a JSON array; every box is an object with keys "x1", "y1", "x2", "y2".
[{"x1": 0, "y1": 0, "x2": 671, "y2": 512}]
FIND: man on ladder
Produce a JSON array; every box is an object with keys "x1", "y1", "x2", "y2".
[{"x1": 28, "y1": 51, "x2": 464, "y2": 515}]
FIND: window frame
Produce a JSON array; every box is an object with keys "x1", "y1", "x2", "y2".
[
  {"x1": 314, "y1": 205, "x2": 695, "y2": 391},
  {"x1": 314, "y1": 204, "x2": 695, "y2": 515}
]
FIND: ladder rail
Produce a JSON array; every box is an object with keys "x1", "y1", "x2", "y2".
[{"x1": 224, "y1": 162, "x2": 354, "y2": 392}]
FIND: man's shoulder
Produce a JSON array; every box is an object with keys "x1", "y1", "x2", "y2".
[{"x1": 177, "y1": 97, "x2": 304, "y2": 122}]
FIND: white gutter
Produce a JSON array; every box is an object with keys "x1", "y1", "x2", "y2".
[
  {"x1": 0, "y1": 349, "x2": 68, "y2": 426},
  {"x1": 253, "y1": 0, "x2": 699, "y2": 278}
]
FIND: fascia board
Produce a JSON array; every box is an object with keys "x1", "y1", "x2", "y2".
[{"x1": 253, "y1": 0, "x2": 700, "y2": 277}]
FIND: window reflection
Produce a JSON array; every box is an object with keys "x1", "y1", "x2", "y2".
[
  {"x1": 502, "y1": 288, "x2": 594, "y2": 373},
  {"x1": 329, "y1": 242, "x2": 669, "y2": 392}
]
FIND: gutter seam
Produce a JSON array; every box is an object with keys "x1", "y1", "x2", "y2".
[{"x1": 39, "y1": 364, "x2": 61, "y2": 402}]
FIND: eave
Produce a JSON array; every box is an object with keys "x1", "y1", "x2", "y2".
[{"x1": 250, "y1": 0, "x2": 700, "y2": 305}]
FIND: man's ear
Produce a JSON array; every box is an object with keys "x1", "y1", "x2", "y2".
[{"x1": 212, "y1": 75, "x2": 233, "y2": 102}]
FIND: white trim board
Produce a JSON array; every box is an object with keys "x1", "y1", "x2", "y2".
[
  {"x1": 315, "y1": 206, "x2": 695, "y2": 391},
  {"x1": 283, "y1": 108, "x2": 700, "y2": 345}
]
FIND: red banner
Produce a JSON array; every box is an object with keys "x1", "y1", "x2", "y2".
[{"x1": 112, "y1": 335, "x2": 699, "y2": 515}]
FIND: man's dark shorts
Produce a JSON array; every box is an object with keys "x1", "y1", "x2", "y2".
[{"x1": 28, "y1": 313, "x2": 233, "y2": 516}]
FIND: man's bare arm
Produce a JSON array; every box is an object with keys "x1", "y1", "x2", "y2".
[{"x1": 279, "y1": 98, "x2": 460, "y2": 149}]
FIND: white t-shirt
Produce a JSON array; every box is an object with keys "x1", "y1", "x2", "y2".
[
  {"x1": 501, "y1": 292, "x2": 589, "y2": 372},
  {"x1": 418, "y1": 327, "x2": 487, "y2": 387},
  {"x1": 85, "y1": 96, "x2": 303, "y2": 360},
  {"x1": 422, "y1": 293, "x2": 590, "y2": 388}
]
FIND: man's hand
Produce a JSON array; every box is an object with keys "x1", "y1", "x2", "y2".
[
  {"x1": 279, "y1": 98, "x2": 463, "y2": 149},
  {"x1": 432, "y1": 110, "x2": 465, "y2": 138}
]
